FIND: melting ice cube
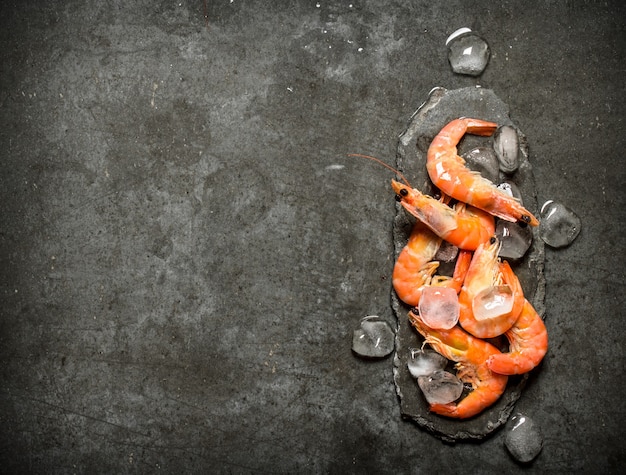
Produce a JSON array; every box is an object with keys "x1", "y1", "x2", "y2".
[
  {"x1": 418, "y1": 287, "x2": 460, "y2": 330},
  {"x1": 539, "y1": 200, "x2": 581, "y2": 248},
  {"x1": 472, "y1": 285, "x2": 514, "y2": 321},
  {"x1": 462, "y1": 147, "x2": 500, "y2": 183},
  {"x1": 407, "y1": 348, "x2": 447, "y2": 378},
  {"x1": 495, "y1": 219, "x2": 533, "y2": 260},
  {"x1": 504, "y1": 413, "x2": 544, "y2": 463},
  {"x1": 493, "y1": 125, "x2": 520, "y2": 173},
  {"x1": 417, "y1": 370, "x2": 464, "y2": 404},
  {"x1": 352, "y1": 315, "x2": 395, "y2": 358},
  {"x1": 446, "y1": 28, "x2": 490, "y2": 76}
]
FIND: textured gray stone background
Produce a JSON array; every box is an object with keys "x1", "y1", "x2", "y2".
[{"x1": 0, "y1": 1, "x2": 624, "y2": 472}]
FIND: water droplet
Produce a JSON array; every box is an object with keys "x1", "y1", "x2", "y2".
[
  {"x1": 504, "y1": 413, "x2": 543, "y2": 463},
  {"x1": 418, "y1": 370, "x2": 464, "y2": 404},
  {"x1": 462, "y1": 147, "x2": 500, "y2": 183},
  {"x1": 473, "y1": 285, "x2": 514, "y2": 321},
  {"x1": 495, "y1": 220, "x2": 533, "y2": 259},
  {"x1": 446, "y1": 29, "x2": 490, "y2": 76},
  {"x1": 539, "y1": 200, "x2": 581, "y2": 248},
  {"x1": 407, "y1": 348, "x2": 447, "y2": 378},
  {"x1": 418, "y1": 287, "x2": 460, "y2": 330},
  {"x1": 493, "y1": 126, "x2": 520, "y2": 173},
  {"x1": 352, "y1": 316, "x2": 395, "y2": 358}
]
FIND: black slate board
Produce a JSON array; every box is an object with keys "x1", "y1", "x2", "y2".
[{"x1": 392, "y1": 87, "x2": 546, "y2": 442}]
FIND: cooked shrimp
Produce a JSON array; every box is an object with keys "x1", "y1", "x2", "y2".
[
  {"x1": 408, "y1": 309, "x2": 508, "y2": 419},
  {"x1": 392, "y1": 179, "x2": 495, "y2": 250},
  {"x1": 458, "y1": 239, "x2": 525, "y2": 338},
  {"x1": 426, "y1": 118, "x2": 539, "y2": 226},
  {"x1": 486, "y1": 299, "x2": 548, "y2": 375},
  {"x1": 392, "y1": 223, "x2": 472, "y2": 307}
]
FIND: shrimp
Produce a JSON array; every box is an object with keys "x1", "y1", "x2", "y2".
[
  {"x1": 426, "y1": 118, "x2": 539, "y2": 226},
  {"x1": 408, "y1": 309, "x2": 508, "y2": 419},
  {"x1": 486, "y1": 299, "x2": 548, "y2": 375},
  {"x1": 391, "y1": 179, "x2": 495, "y2": 250},
  {"x1": 458, "y1": 238, "x2": 525, "y2": 339},
  {"x1": 392, "y1": 222, "x2": 472, "y2": 307}
]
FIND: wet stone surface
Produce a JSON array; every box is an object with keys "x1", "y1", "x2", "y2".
[{"x1": 393, "y1": 87, "x2": 545, "y2": 442}]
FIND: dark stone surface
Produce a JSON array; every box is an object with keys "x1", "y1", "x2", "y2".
[
  {"x1": 0, "y1": 1, "x2": 624, "y2": 472},
  {"x1": 392, "y1": 87, "x2": 544, "y2": 442}
]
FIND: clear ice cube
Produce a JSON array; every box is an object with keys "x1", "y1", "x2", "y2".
[
  {"x1": 472, "y1": 285, "x2": 514, "y2": 321},
  {"x1": 462, "y1": 147, "x2": 500, "y2": 183},
  {"x1": 493, "y1": 126, "x2": 520, "y2": 173},
  {"x1": 504, "y1": 413, "x2": 544, "y2": 463},
  {"x1": 446, "y1": 28, "x2": 490, "y2": 76},
  {"x1": 418, "y1": 370, "x2": 464, "y2": 404},
  {"x1": 407, "y1": 348, "x2": 447, "y2": 378},
  {"x1": 352, "y1": 316, "x2": 395, "y2": 358},
  {"x1": 495, "y1": 219, "x2": 533, "y2": 260},
  {"x1": 418, "y1": 286, "x2": 460, "y2": 330},
  {"x1": 539, "y1": 200, "x2": 581, "y2": 248}
]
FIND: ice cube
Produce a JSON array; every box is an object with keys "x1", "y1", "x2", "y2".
[
  {"x1": 446, "y1": 28, "x2": 490, "y2": 76},
  {"x1": 539, "y1": 200, "x2": 581, "y2": 248},
  {"x1": 352, "y1": 316, "x2": 395, "y2": 358},
  {"x1": 472, "y1": 285, "x2": 514, "y2": 321},
  {"x1": 497, "y1": 180, "x2": 523, "y2": 202},
  {"x1": 418, "y1": 287, "x2": 460, "y2": 330},
  {"x1": 495, "y1": 219, "x2": 533, "y2": 260},
  {"x1": 504, "y1": 413, "x2": 543, "y2": 463},
  {"x1": 493, "y1": 125, "x2": 520, "y2": 173},
  {"x1": 417, "y1": 370, "x2": 464, "y2": 404},
  {"x1": 462, "y1": 147, "x2": 500, "y2": 183},
  {"x1": 407, "y1": 348, "x2": 447, "y2": 378}
]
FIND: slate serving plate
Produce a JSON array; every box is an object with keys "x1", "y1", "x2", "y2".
[{"x1": 392, "y1": 86, "x2": 545, "y2": 442}]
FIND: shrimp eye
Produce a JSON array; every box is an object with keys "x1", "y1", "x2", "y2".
[
  {"x1": 399, "y1": 188, "x2": 409, "y2": 197},
  {"x1": 395, "y1": 195, "x2": 402, "y2": 202},
  {"x1": 489, "y1": 236, "x2": 497, "y2": 244},
  {"x1": 411, "y1": 306, "x2": 419, "y2": 314},
  {"x1": 521, "y1": 215, "x2": 531, "y2": 223}
]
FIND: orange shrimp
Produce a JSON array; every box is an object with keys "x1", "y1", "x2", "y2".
[
  {"x1": 408, "y1": 309, "x2": 508, "y2": 419},
  {"x1": 458, "y1": 239, "x2": 525, "y2": 338},
  {"x1": 426, "y1": 118, "x2": 539, "y2": 226},
  {"x1": 392, "y1": 222, "x2": 472, "y2": 306},
  {"x1": 391, "y1": 179, "x2": 495, "y2": 250},
  {"x1": 486, "y1": 299, "x2": 548, "y2": 375}
]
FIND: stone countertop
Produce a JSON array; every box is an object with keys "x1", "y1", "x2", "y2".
[{"x1": 0, "y1": 1, "x2": 624, "y2": 472}]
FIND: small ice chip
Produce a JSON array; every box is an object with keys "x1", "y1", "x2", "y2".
[
  {"x1": 418, "y1": 287, "x2": 460, "y2": 330},
  {"x1": 539, "y1": 200, "x2": 581, "y2": 248},
  {"x1": 497, "y1": 180, "x2": 523, "y2": 202},
  {"x1": 495, "y1": 220, "x2": 533, "y2": 260},
  {"x1": 352, "y1": 315, "x2": 395, "y2": 358},
  {"x1": 407, "y1": 348, "x2": 447, "y2": 378},
  {"x1": 447, "y1": 30, "x2": 490, "y2": 76},
  {"x1": 504, "y1": 413, "x2": 543, "y2": 463},
  {"x1": 493, "y1": 126, "x2": 520, "y2": 173},
  {"x1": 417, "y1": 370, "x2": 464, "y2": 404}
]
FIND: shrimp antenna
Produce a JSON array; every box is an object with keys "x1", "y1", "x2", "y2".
[{"x1": 347, "y1": 153, "x2": 411, "y2": 187}]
